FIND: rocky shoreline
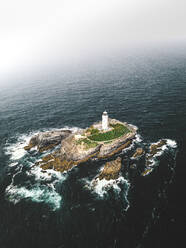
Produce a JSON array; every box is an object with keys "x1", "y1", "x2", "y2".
[
  {"x1": 24, "y1": 130, "x2": 72, "y2": 152},
  {"x1": 24, "y1": 119, "x2": 137, "y2": 175}
]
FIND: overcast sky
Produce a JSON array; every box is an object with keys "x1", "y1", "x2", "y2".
[{"x1": 0, "y1": 0, "x2": 186, "y2": 77}]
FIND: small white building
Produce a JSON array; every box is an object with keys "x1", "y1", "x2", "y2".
[{"x1": 102, "y1": 111, "x2": 109, "y2": 130}]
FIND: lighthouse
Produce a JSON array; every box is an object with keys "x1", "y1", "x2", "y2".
[{"x1": 102, "y1": 111, "x2": 109, "y2": 130}]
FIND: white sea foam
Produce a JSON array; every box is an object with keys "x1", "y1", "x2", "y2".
[
  {"x1": 5, "y1": 126, "x2": 81, "y2": 163},
  {"x1": 146, "y1": 160, "x2": 156, "y2": 167},
  {"x1": 27, "y1": 165, "x2": 67, "y2": 182},
  {"x1": 143, "y1": 139, "x2": 177, "y2": 176},
  {"x1": 84, "y1": 176, "x2": 130, "y2": 210},
  {"x1": 9, "y1": 162, "x2": 18, "y2": 167},
  {"x1": 4, "y1": 128, "x2": 75, "y2": 210},
  {"x1": 121, "y1": 134, "x2": 143, "y2": 155},
  {"x1": 5, "y1": 163, "x2": 64, "y2": 210},
  {"x1": 5, "y1": 140, "x2": 27, "y2": 161},
  {"x1": 5, "y1": 184, "x2": 62, "y2": 210},
  {"x1": 5, "y1": 132, "x2": 39, "y2": 161},
  {"x1": 88, "y1": 176, "x2": 130, "y2": 198},
  {"x1": 150, "y1": 139, "x2": 177, "y2": 159},
  {"x1": 134, "y1": 134, "x2": 143, "y2": 143},
  {"x1": 166, "y1": 139, "x2": 177, "y2": 148}
]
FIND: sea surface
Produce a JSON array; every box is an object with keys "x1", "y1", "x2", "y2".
[{"x1": 0, "y1": 45, "x2": 186, "y2": 248}]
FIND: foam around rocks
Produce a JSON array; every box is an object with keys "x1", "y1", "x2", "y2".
[
  {"x1": 88, "y1": 176, "x2": 129, "y2": 197},
  {"x1": 142, "y1": 139, "x2": 177, "y2": 176},
  {"x1": 5, "y1": 184, "x2": 62, "y2": 210}
]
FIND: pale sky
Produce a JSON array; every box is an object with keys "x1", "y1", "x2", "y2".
[{"x1": 0, "y1": 0, "x2": 186, "y2": 77}]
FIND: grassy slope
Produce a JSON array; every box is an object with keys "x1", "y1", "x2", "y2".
[{"x1": 88, "y1": 123, "x2": 130, "y2": 142}]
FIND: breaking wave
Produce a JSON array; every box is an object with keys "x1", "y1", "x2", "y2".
[
  {"x1": 4, "y1": 129, "x2": 76, "y2": 210},
  {"x1": 84, "y1": 176, "x2": 130, "y2": 210},
  {"x1": 5, "y1": 184, "x2": 62, "y2": 210},
  {"x1": 5, "y1": 133, "x2": 35, "y2": 161}
]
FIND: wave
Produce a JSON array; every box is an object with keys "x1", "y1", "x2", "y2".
[
  {"x1": 166, "y1": 139, "x2": 177, "y2": 149},
  {"x1": 4, "y1": 128, "x2": 76, "y2": 210},
  {"x1": 84, "y1": 176, "x2": 130, "y2": 210},
  {"x1": 5, "y1": 134, "x2": 32, "y2": 161},
  {"x1": 134, "y1": 134, "x2": 143, "y2": 143},
  {"x1": 26, "y1": 165, "x2": 67, "y2": 182},
  {"x1": 5, "y1": 161, "x2": 65, "y2": 211},
  {"x1": 5, "y1": 184, "x2": 62, "y2": 210}
]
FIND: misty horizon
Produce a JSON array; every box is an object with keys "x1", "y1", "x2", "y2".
[{"x1": 0, "y1": 0, "x2": 186, "y2": 80}]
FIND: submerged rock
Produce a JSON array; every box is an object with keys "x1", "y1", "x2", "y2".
[
  {"x1": 98, "y1": 157, "x2": 122, "y2": 180},
  {"x1": 141, "y1": 168, "x2": 153, "y2": 176}
]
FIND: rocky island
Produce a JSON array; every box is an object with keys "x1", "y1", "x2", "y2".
[
  {"x1": 24, "y1": 111, "x2": 173, "y2": 179},
  {"x1": 24, "y1": 111, "x2": 137, "y2": 178}
]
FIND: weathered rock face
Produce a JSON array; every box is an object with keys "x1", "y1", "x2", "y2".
[
  {"x1": 60, "y1": 135, "x2": 101, "y2": 161},
  {"x1": 24, "y1": 130, "x2": 72, "y2": 152},
  {"x1": 98, "y1": 157, "x2": 122, "y2": 180},
  {"x1": 98, "y1": 133, "x2": 134, "y2": 158}
]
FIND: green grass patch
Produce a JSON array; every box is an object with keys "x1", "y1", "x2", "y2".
[
  {"x1": 89, "y1": 123, "x2": 130, "y2": 142},
  {"x1": 86, "y1": 127, "x2": 99, "y2": 135},
  {"x1": 90, "y1": 128, "x2": 99, "y2": 135},
  {"x1": 76, "y1": 138, "x2": 98, "y2": 149}
]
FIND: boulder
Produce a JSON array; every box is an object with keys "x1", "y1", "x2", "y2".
[
  {"x1": 132, "y1": 148, "x2": 144, "y2": 158},
  {"x1": 39, "y1": 156, "x2": 73, "y2": 172},
  {"x1": 149, "y1": 139, "x2": 167, "y2": 156},
  {"x1": 98, "y1": 157, "x2": 122, "y2": 180},
  {"x1": 146, "y1": 139, "x2": 167, "y2": 160}
]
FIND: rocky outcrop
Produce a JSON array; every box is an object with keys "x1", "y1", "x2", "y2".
[
  {"x1": 141, "y1": 168, "x2": 153, "y2": 176},
  {"x1": 98, "y1": 134, "x2": 134, "y2": 158},
  {"x1": 98, "y1": 157, "x2": 122, "y2": 180},
  {"x1": 146, "y1": 139, "x2": 167, "y2": 164},
  {"x1": 143, "y1": 139, "x2": 167, "y2": 173},
  {"x1": 132, "y1": 148, "x2": 144, "y2": 158},
  {"x1": 24, "y1": 129, "x2": 72, "y2": 152},
  {"x1": 60, "y1": 135, "x2": 102, "y2": 161},
  {"x1": 149, "y1": 139, "x2": 167, "y2": 157},
  {"x1": 60, "y1": 122, "x2": 136, "y2": 162},
  {"x1": 59, "y1": 134, "x2": 134, "y2": 163}
]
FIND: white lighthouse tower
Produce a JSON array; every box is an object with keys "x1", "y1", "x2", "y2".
[{"x1": 102, "y1": 111, "x2": 109, "y2": 130}]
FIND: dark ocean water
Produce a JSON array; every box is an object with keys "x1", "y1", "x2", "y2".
[{"x1": 0, "y1": 47, "x2": 186, "y2": 248}]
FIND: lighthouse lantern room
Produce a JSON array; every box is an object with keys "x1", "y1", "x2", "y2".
[{"x1": 102, "y1": 111, "x2": 109, "y2": 130}]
